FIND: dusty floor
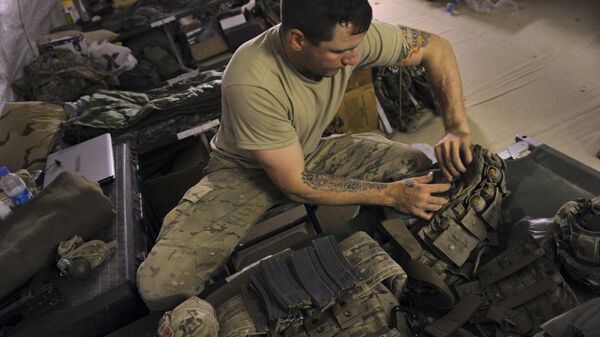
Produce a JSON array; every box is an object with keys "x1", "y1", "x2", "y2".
[{"x1": 376, "y1": 0, "x2": 600, "y2": 171}]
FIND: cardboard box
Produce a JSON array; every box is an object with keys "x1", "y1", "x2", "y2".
[
  {"x1": 335, "y1": 68, "x2": 379, "y2": 133},
  {"x1": 189, "y1": 33, "x2": 229, "y2": 62}
]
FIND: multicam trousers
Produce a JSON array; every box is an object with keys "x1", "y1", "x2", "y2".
[{"x1": 136, "y1": 133, "x2": 432, "y2": 311}]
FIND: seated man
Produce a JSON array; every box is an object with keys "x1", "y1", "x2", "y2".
[{"x1": 137, "y1": 0, "x2": 472, "y2": 311}]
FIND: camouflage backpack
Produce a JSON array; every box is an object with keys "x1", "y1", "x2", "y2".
[{"x1": 551, "y1": 196, "x2": 600, "y2": 290}]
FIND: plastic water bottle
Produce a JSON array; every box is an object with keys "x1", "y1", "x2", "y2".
[
  {"x1": 0, "y1": 166, "x2": 32, "y2": 207},
  {"x1": 446, "y1": 0, "x2": 459, "y2": 14},
  {"x1": 0, "y1": 199, "x2": 12, "y2": 221}
]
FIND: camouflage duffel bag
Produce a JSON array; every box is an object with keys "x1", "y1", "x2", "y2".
[{"x1": 551, "y1": 196, "x2": 600, "y2": 290}]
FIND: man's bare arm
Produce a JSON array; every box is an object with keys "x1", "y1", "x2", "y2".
[
  {"x1": 396, "y1": 26, "x2": 473, "y2": 180},
  {"x1": 252, "y1": 141, "x2": 449, "y2": 220}
]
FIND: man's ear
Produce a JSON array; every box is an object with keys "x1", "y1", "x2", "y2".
[{"x1": 287, "y1": 28, "x2": 306, "y2": 51}]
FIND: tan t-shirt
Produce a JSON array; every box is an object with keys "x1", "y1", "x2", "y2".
[{"x1": 210, "y1": 20, "x2": 414, "y2": 169}]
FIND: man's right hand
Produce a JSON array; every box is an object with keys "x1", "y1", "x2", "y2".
[{"x1": 387, "y1": 172, "x2": 451, "y2": 220}]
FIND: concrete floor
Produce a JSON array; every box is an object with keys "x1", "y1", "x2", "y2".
[{"x1": 375, "y1": 0, "x2": 600, "y2": 171}]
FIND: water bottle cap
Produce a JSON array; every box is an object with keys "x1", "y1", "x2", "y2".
[{"x1": 0, "y1": 166, "x2": 8, "y2": 177}]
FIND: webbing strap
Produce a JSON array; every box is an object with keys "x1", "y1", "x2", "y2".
[
  {"x1": 403, "y1": 259, "x2": 455, "y2": 310},
  {"x1": 424, "y1": 294, "x2": 482, "y2": 337},
  {"x1": 478, "y1": 247, "x2": 545, "y2": 286},
  {"x1": 379, "y1": 218, "x2": 423, "y2": 260}
]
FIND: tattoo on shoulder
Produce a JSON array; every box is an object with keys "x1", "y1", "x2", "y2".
[
  {"x1": 301, "y1": 171, "x2": 387, "y2": 192},
  {"x1": 398, "y1": 25, "x2": 431, "y2": 64}
]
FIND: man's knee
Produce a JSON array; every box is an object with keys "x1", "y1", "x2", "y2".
[{"x1": 137, "y1": 242, "x2": 203, "y2": 311}]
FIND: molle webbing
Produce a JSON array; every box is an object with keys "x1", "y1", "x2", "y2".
[{"x1": 472, "y1": 236, "x2": 579, "y2": 336}]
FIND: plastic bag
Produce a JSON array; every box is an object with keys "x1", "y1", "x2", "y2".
[
  {"x1": 463, "y1": 0, "x2": 519, "y2": 15},
  {"x1": 87, "y1": 41, "x2": 138, "y2": 75}
]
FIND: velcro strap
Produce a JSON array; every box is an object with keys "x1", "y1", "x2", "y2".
[
  {"x1": 379, "y1": 218, "x2": 423, "y2": 259},
  {"x1": 424, "y1": 294, "x2": 482, "y2": 337}
]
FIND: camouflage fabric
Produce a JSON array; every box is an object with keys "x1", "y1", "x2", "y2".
[
  {"x1": 62, "y1": 69, "x2": 223, "y2": 148},
  {"x1": 158, "y1": 297, "x2": 219, "y2": 337},
  {"x1": 373, "y1": 66, "x2": 439, "y2": 133},
  {"x1": 339, "y1": 231, "x2": 407, "y2": 298},
  {"x1": 12, "y1": 48, "x2": 118, "y2": 102},
  {"x1": 215, "y1": 231, "x2": 408, "y2": 337},
  {"x1": 551, "y1": 196, "x2": 600, "y2": 289},
  {"x1": 0, "y1": 102, "x2": 67, "y2": 172},
  {"x1": 57, "y1": 235, "x2": 117, "y2": 269},
  {"x1": 137, "y1": 132, "x2": 431, "y2": 311}
]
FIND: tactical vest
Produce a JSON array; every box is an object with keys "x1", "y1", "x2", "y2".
[
  {"x1": 212, "y1": 232, "x2": 409, "y2": 337},
  {"x1": 381, "y1": 145, "x2": 509, "y2": 310},
  {"x1": 551, "y1": 196, "x2": 600, "y2": 289},
  {"x1": 379, "y1": 146, "x2": 579, "y2": 336}
]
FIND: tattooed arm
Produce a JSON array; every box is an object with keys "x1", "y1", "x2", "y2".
[
  {"x1": 395, "y1": 26, "x2": 473, "y2": 180},
  {"x1": 251, "y1": 141, "x2": 449, "y2": 220}
]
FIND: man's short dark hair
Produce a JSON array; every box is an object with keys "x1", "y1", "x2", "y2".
[{"x1": 281, "y1": 0, "x2": 373, "y2": 45}]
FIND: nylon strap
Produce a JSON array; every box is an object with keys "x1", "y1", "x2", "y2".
[
  {"x1": 379, "y1": 218, "x2": 423, "y2": 260},
  {"x1": 478, "y1": 246, "x2": 545, "y2": 286},
  {"x1": 424, "y1": 294, "x2": 482, "y2": 337}
]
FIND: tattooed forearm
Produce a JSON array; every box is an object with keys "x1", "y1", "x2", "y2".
[
  {"x1": 398, "y1": 25, "x2": 431, "y2": 64},
  {"x1": 301, "y1": 171, "x2": 387, "y2": 192}
]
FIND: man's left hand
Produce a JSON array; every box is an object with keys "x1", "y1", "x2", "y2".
[{"x1": 434, "y1": 130, "x2": 473, "y2": 181}]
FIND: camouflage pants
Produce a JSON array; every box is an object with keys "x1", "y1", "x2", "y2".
[{"x1": 137, "y1": 133, "x2": 431, "y2": 311}]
